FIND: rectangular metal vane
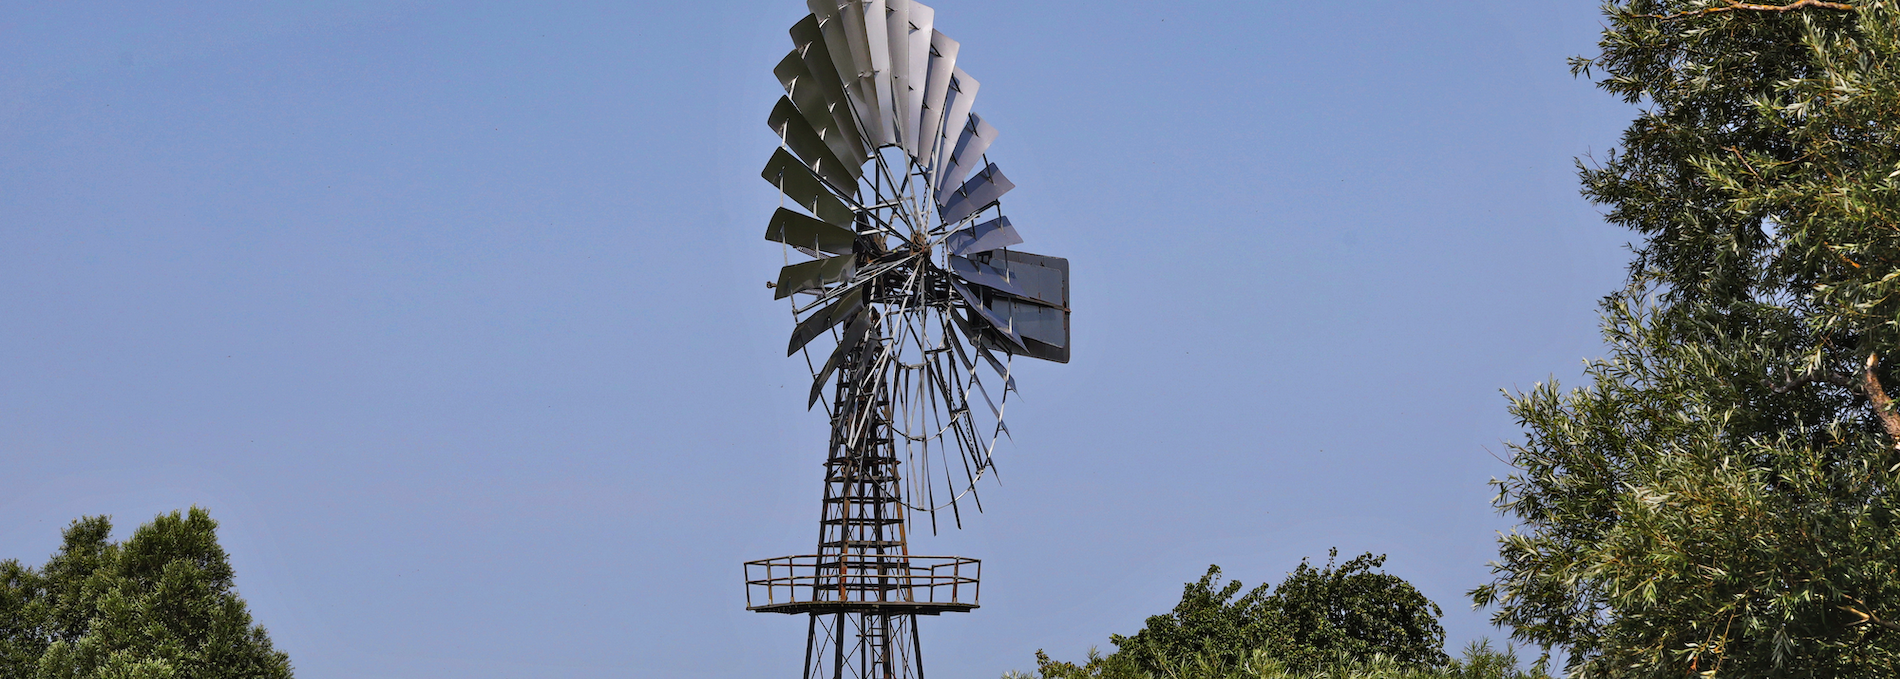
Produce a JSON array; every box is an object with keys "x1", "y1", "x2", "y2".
[
  {"x1": 768, "y1": 97, "x2": 858, "y2": 191},
  {"x1": 936, "y1": 113, "x2": 998, "y2": 203},
  {"x1": 788, "y1": 287, "x2": 864, "y2": 356},
  {"x1": 776, "y1": 254, "x2": 857, "y2": 299},
  {"x1": 790, "y1": 15, "x2": 870, "y2": 162},
  {"x1": 766, "y1": 208, "x2": 856, "y2": 256},
  {"x1": 938, "y1": 163, "x2": 1013, "y2": 226},
  {"x1": 763, "y1": 148, "x2": 855, "y2": 228},
  {"x1": 945, "y1": 216, "x2": 1022, "y2": 256}
]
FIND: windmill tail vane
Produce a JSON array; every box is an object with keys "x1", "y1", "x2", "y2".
[{"x1": 744, "y1": 2, "x2": 1069, "y2": 678}]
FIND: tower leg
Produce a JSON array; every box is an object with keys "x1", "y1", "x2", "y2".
[{"x1": 801, "y1": 612, "x2": 921, "y2": 679}]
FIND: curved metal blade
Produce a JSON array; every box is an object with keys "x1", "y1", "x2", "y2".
[
  {"x1": 851, "y1": 0, "x2": 897, "y2": 146},
  {"x1": 773, "y1": 54, "x2": 867, "y2": 175},
  {"x1": 974, "y1": 344, "x2": 1017, "y2": 392},
  {"x1": 769, "y1": 97, "x2": 858, "y2": 191},
  {"x1": 948, "y1": 254, "x2": 1026, "y2": 298},
  {"x1": 930, "y1": 68, "x2": 979, "y2": 192},
  {"x1": 917, "y1": 30, "x2": 959, "y2": 171},
  {"x1": 949, "y1": 279, "x2": 1025, "y2": 350},
  {"x1": 766, "y1": 207, "x2": 855, "y2": 255},
  {"x1": 809, "y1": 309, "x2": 872, "y2": 408},
  {"x1": 806, "y1": 1, "x2": 886, "y2": 147},
  {"x1": 763, "y1": 148, "x2": 855, "y2": 228},
  {"x1": 776, "y1": 254, "x2": 857, "y2": 300},
  {"x1": 945, "y1": 215, "x2": 1022, "y2": 256},
  {"x1": 886, "y1": 0, "x2": 915, "y2": 152},
  {"x1": 901, "y1": 3, "x2": 934, "y2": 158},
  {"x1": 935, "y1": 113, "x2": 997, "y2": 203},
  {"x1": 790, "y1": 15, "x2": 870, "y2": 162},
  {"x1": 789, "y1": 287, "x2": 865, "y2": 356},
  {"x1": 939, "y1": 163, "x2": 1013, "y2": 225}
]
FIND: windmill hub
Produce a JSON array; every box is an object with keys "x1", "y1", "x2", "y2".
[{"x1": 746, "y1": 2, "x2": 1070, "y2": 678}]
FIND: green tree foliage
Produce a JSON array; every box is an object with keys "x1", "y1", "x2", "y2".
[
  {"x1": 1039, "y1": 552, "x2": 1448, "y2": 678},
  {"x1": 0, "y1": 508, "x2": 293, "y2": 679},
  {"x1": 1473, "y1": 1, "x2": 1900, "y2": 675},
  {"x1": 1015, "y1": 640, "x2": 1542, "y2": 679},
  {"x1": 1262, "y1": 551, "x2": 1449, "y2": 670}
]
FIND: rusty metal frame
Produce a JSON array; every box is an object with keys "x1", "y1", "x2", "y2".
[{"x1": 744, "y1": 555, "x2": 979, "y2": 615}]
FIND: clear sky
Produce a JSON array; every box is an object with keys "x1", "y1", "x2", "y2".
[{"x1": 2, "y1": 2, "x2": 1638, "y2": 677}]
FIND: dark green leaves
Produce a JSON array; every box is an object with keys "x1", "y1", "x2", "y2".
[
  {"x1": 0, "y1": 508, "x2": 293, "y2": 679},
  {"x1": 1041, "y1": 552, "x2": 1449, "y2": 677}
]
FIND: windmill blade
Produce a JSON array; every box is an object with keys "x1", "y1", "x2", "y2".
[
  {"x1": 983, "y1": 249, "x2": 1067, "y2": 308},
  {"x1": 917, "y1": 30, "x2": 959, "y2": 171},
  {"x1": 948, "y1": 255, "x2": 1026, "y2": 298},
  {"x1": 789, "y1": 287, "x2": 865, "y2": 356},
  {"x1": 949, "y1": 279, "x2": 1026, "y2": 350},
  {"x1": 769, "y1": 97, "x2": 859, "y2": 191},
  {"x1": 950, "y1": 309, "x2": 1014, "y2": 393},
  {"x1": 776, "y1": 254, "x2": 857, "y2": 300},
  {"x1": 764, "y1": 148, "x2": 855, "y2": 228},
  {"x1": 766, "y1": 208, "x2": 856, "y2": 256},
  {"x1": 790, "y1": 15, "x2": 871, "y2": 162},
  {"x1": 773, "y1": 54, "x2": 867, "y2": 174},
  {"x1": 930, "y1": 68, "x2": 980, "y2": 191},
  {"x1": 809, "y1": 310, "x2": 872, "y2": 408},
  {"x1": 974, "y1": 344, "x2": 1017, "y2": 392},
  {"x1": 939, "y1": 163, "x2": 1014, "y2": 225},
  {"x1": 806, "y1": 1, "x2": 886, "y2": 147},
  {"x1": 945, "y1": 215, "x2": 1022, "y2": 256},
  {"x1": 849, "y1": 0, "x2": 898, "y2": 146},
  {"x1": 935, "y1": 113, "x2": 998, "y2": 203},
  {"x1": 901, "y1": 3, "x2": 934, "y2": 158},
  {"x1": 885, "y1": 0, "x2": 915, "y2": 152}
]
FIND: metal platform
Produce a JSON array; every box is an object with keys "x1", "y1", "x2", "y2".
[{"x1": 745, "y1": 554, "x2": 979, "y2": 616}]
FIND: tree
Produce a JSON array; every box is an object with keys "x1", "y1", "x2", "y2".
[
  {"x1": 0, "y1": 508, "x2": 293, "y2": 679},
  {"x1": 1036, "y1": 551, "x2": 1447, "y2": 678},
  {"x1": 1473, "y1": 1, "x2": 1900, "y2": 675},
  {"x1": 1259, "y1": 551, "x2": 1448, "y2": 671}
]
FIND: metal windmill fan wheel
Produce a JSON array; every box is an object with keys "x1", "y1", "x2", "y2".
[
  {"x1": 745, "y1": 2, "x2": 1070, "y2": 678},
  {"x1": 765, "y1": 4, "x2": 1068, "y2": 525}
]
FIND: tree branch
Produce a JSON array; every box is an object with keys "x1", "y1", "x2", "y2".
[
  {"x1": 1862, "y1": 352, "x2": 1900, "y2": 446},
  {"x1": 1773, "y1": 368, "x2": 1856, "y2": 394},
  {"x1": 1644, "y1": 0, "x2": 1856, "y2": 20},
  {"x1": 1771, "y1": 355, "x2": 1900, "y2": 447},
  {"x1": 1840, "y1": 600, "x2": 1900, "y2": 633}
]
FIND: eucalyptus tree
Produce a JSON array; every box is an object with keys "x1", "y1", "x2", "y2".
[{"x1": 1474, "y1": 1, "x2": 1900, "y2": 675}]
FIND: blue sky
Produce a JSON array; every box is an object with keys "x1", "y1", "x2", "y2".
[{"x1": 3, "y1": 2, "x2": 1636, "y2": 676}]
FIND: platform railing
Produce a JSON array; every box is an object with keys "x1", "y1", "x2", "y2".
[{"x1": 744, "y1": 555, "x2": 980, "y2": 611}]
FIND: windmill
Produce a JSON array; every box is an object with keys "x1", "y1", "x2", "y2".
[{"x1": 743, "y1": 2, "x2": 1070, "y2": 678}]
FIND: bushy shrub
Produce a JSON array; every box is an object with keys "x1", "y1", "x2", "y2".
[{"x1": 1029, "y1": 551, "x2": 1459, "y2": 678}]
